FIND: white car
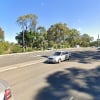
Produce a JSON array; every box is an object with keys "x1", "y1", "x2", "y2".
[
  {"x1": 47, "y1": 51, "x2": 71, "y2": 63},
  {"x1": 0, "y1": 80, "x2": 13, "y2": 100}
]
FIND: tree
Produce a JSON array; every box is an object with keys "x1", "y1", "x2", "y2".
[
  {"x1": 90, "y1": 41, "x2": 98, "y2": 47},
  {"x1": 37, "y1": 26, "x2": 47, "y2": 40},
  {"x1": 47, "y1": 23, "x2": 69, "y2": 45},
  {"x1": 15, "y1": 30, "x2": 36, "y2": 48},
  {"x1": 16, "y1": 14, "x2": 38, "y2": 50},
  {"x1": 16, "y1": 14, "x2": 38, "y2": 31},
  {"x1": 34, "y1": 26, "x2": 48, "y2": 49},
  {"x1": 68, "y1": 29, "x2": 80, "y2": 47},
  {"x1": 0, "y1": 27, "x2": 4, "y2": 41},
  {"x1": 15, "y1": 32, "x2": 23, "y2": 46},
  {"x1": 80, "y1": 34, "x2": 93, "y2": 47}
]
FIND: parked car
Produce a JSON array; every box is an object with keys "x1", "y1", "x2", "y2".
[
  {"x1": 0, "y1": 80, "x2": 13, "y2": 100},
  {"x1": 97, "y1": 47, "x2": 100, "y2": 50},
  {"x1": 47, "y1": 51, "x2": 71, "y2": 63},
  {"x1": 47, "y1": 47, "x2": 53, "y2": 50}
]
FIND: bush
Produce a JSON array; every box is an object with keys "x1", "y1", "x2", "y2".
[
  {"x1": 53, "y1": 44, "x2": 58, "y2": 49},
  {"x1": 10, "y1": 44, "x2": 23, "y2": 53},
  {"x1": 0, "y1": 49, "x2": 5, "y2": 54},
  {"x1": 64, "y1": 44, "x2": 70, "y2": 48},
  {"x1": 0, "y1": 41, "x2": 10, "y2": 54},
  {"x1": 26, "y1": 47, "x2": 33, "y2": 52},
  {"x1": 57, "y1": 44, "x2": 62, "y2": 49}
]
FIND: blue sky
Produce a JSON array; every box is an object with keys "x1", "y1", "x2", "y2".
[{"x1": 0, "y1": 0, "x2": 100, "y2": 42}]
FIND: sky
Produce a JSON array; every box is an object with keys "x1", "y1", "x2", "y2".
[{"x1": 0, "y1": 0, "x2": 100, "y2": 42}]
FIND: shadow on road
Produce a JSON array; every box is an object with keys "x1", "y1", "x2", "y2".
[
  {"x1": 67, "y1": 50, "x2": 100, "y2": 64},
  {"x1": 34, "y1": 66, "x2": 100, "y2": 100},
  {"x1": 42, "y1": 50, "x2": 100, "y2": 64}
]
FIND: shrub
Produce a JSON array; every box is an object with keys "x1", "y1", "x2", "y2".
[
  {"x1": 0, "y1": 41, "x2": 10, "y2": 54},
  {"x1": 10, "y1": 44, "x2": 23, "y2": 53},
  {"x1": 26, "y1": 47, "x2": 33, "y2": 52}
]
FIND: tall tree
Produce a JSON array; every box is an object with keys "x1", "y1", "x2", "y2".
[
  {"x1": 0, "y1": 27, "x2": 4, "y2": 41},
  {"x1": 80, "y1": 33, "x2": 93, "y2": 47},
  {"x1": 68, "y1": 29, "x2": 80, "y2": 47},
  {"x1": 16, "y1": 14, "x2": 38, "y2": 31},
  {"x1": 15, "y1": 30, "x2": 36, "y2": 48},
  {"x1": 37, "y1": 26, "x2": 47, "y2": 40},
  {"x1": 16, "y1": 14, "x2": 38, "y2": 50},
  {"x1": 36, "y1": 26, "x2": 48, "y2": 49},
  {"x1": 47, "y1": 23, "x2": 69, "y2": 43}
]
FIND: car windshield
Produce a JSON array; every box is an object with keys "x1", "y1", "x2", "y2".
[
  {"x1": 65, "y1": 52, "x2": 68, "y2": 54},
  {"x1": 53, "y1": 52, "x2": 61, "y2": 56}
]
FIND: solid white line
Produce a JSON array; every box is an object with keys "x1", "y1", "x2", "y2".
[
  {"x1": 0, "y1": 59, "x2": 46, "y2": 72},
  {"x1": 69, "y1": 96, "x2": 74, "y2": 100},
  {"x1": 32, "y1": 55, "x2": 41, "y2": 57}
]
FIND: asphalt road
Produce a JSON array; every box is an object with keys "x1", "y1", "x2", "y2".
[
  {"x1": 0, "y1": 48, "x2": 99, "y2": 100},
  {"x1": 0, "y1": 50, "x2": 51, "y2": 67},
  {"x1": 0, "y1": 47, "x2": 97, "y2": 67},
  {"x1": 0, "y1": 48, "x2": 72, "y2": 67}
]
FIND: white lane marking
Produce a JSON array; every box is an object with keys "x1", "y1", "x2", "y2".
[
  {"x1": 32, "y1": 55, "x2": 41, "y2": 57},
  {"x1": 0, "y1": 59, "x2": 46, "y2": 72},
  {"x1": 69, "y1": 96, "x2": 74, "y2": 100}
]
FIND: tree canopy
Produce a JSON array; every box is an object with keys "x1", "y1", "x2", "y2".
[
  {"x1": 16, "y1": 14, "x2": 38, "y2": 31},
  {"x1": 15, "y1": 14, "x2": 94, "y2": 50}
]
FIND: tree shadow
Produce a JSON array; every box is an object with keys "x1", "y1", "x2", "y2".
[
  {"x1": 34, "y1": 66, "x2": 100, "y2": 100},
  {"x1": 41, "y1": 55, "x2": 48, "y2": 58},
  {"x1": 70, "y1": 51, "x2": 100, "y2": 64},
  {"x1": 42, "y1": 50, "x2": 100, "y2": 64}
]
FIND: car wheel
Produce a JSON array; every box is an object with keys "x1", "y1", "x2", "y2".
[
  {"x1": 58, "y1": 59, "x2": 61, "y2": 63},
  {"x1": 66, "y1": 57, "x2": 70, "y2": 61}
]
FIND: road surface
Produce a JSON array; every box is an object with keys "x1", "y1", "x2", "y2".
[{"x1": 0, "y1": 48, "x2": 99, "y2": 100}]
